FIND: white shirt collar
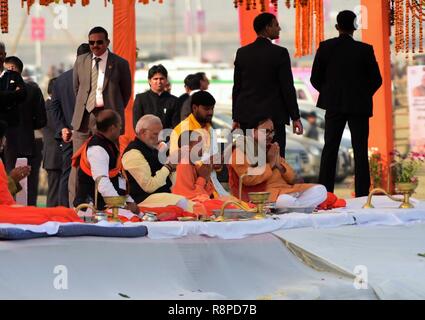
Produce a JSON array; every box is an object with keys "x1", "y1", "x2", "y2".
[
  {"x1": 258, "y1": 35, "x2": 272, "y2": 42},
  {"x1": 92, "y1": 49, "x2": 109, "y2": 61}
]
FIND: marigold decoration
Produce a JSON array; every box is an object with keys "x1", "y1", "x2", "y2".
[
  {"x1": 234, "y1": 0, "x2": 324, "y2": 57},
  {"x1": 0, "y1": 0, "x2": 165, "y2": 33},
  {"x1": 294, "y1": 0, "x2": 324, "y2": 57},
  {"x1": 0, "y1": 0, "x2": 8, "y2": 33},
  {"x1": 392, "y1": 0, "x2": 425, "y2": 56}
]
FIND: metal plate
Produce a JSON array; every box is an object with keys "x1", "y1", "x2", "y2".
[{"x1": 211, "y1": 209, "x2": 256, "y2": 220}]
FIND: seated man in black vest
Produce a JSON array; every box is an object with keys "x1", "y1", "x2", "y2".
[
  {"x1": 72, "y1": 110, "x2": 139, "y2": 214},
  {"x1": 122, "y1": 114, "x2": 186, "y2": 207}
]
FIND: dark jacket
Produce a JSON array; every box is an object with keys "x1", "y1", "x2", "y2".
[
  {"x1": 42, "y1": 99, "x2": 63, "y2": 170},
  {"x1": 310, "y1": 34, "x2": 382, "y2": 117},
  {"x1": 133, "y1": 90, "x2": 179, "y2": 130},
  {"x1": 5, "y1": 81, "x2": 46, "y2": 157},
  {"x1": 48, "y1": 69, "x2": 75, "y2": 139},
  {"x1": 123, "y1": 139, "x2": 172, "y2": 204},
  {"x1": 0, "y1": 70, "x2": 27, "y2": 127},
  {"x1": 232, "y1": 37, "x2": 300, "y2": 127},
  {"x1": 176, "y1": 93, "x2": 190, "y2": 127}
]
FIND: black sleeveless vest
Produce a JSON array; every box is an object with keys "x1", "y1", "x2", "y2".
[
  {"x1": 123, "y1": 139, "x2": 171, "y2": 204},
  {"x1": 73, "y1": 134, "x2": 126, "y2": 210}
]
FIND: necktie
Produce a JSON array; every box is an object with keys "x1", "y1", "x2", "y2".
[{"x1": 86, "y1": 57, "x2": 101, "y2": 113}]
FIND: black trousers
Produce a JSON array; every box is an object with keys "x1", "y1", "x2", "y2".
[
  {"x1": 47, "y1": 169, "x2": 61, "y2": 207},
  {"x1": 319, "y1": 112, "x2": 370, "y2": 197},
  {"x1": 59, "y1": 141, "x2": 73, "y2": 207},
  {"x1": 273, "y1": 122, "x2": 286, "y2": 158}
]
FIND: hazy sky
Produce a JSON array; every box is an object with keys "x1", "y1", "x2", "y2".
[{"x1": 1, "y1": 0, "x2": 360, "y2": 70}]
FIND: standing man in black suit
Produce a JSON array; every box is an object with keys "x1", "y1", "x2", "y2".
[
  {"x1": 311, "y1": 10, "x2": 382, "y2": 197},
  {"x1": 42, "y1": 78, "x2": 62, "y2": 207},
  {"x1": 0, "y1": 42, "x2": 27, "y2": 127},
  {"x1": 48, "y1": 43, "x2": 90, "y2": 207},
  {"x1": 232, "y1": 13, "x2": 303, "y2": 157},
  {"x1": 3, "y1": 56, "x2": 47, "y2": 206}
]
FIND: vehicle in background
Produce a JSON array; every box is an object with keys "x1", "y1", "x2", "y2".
[
  {"x1": 287, "y1": 131, "x2": 350, "y2": 183},
  {"x1": 211, "y1": 113, "x2": 306, "y2": 183},
  {"x1": 134, "y1": 59, "x2": 317, "y2": 107},
  {"x1": 294, "y1": 78, "x2": 316, "y2": 104},
  {"x1": 298, "y1": 101, "x2": 354, "y2": 177},
  {"x1": 213, "y1": 105, "x2": 352, "y2": 183}
]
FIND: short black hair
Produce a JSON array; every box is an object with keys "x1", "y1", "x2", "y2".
[
  {"x1": 253, "y1": 13, "x2": 276, "y2": 34},
  {"x1": 77, "y1": 43, "x2": 91, "y2": 56},
  {"x1": 89, "y1": 26, "x2": 109, "y2": 40},
  {"x1": 195, "y1": 72, "x2": 206, "y2": 79},
  {"x1": 4, "y1": 56, "x2": 23, "y2": 73},
  {"x1": 184, "y1": 74, "x2": 201, "y2": 91},
  {"x1": 191, "y1": 91, "x2": 216, "y2": 108},
  {"x1": 148, "y1": 64, "x2": 168, "y2": 79},
  {"x1": 47, "y1": 77, "x2": 57, "y2": 96},
  {"x1": 337, "y1": 10, "x2": 357, "y2": 31},
  {"x1": 0, "y1": 120, "x2": 7, "y2": 140},
  {"x1": 96, "y1": 110, "x2": 121, "y2": 133}
]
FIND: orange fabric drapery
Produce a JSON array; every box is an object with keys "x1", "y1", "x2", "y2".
[
  {"x1": 362, "y1": 0, "x2": 394, "y2": 191},
  {"x1": 238, "y1": 0, "x2": 271, "y2": 46},
  {"x1": 236, "y1": 0, "x2": 324, "y2": 56},
  {"x1": 112, "y1": 0, "x2": 137, "y2": 153}
]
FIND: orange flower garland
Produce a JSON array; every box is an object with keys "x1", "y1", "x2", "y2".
[
  {"x1": 0, "y1": 0, "x2": 167, "y2": 33},
  {"x1": 233, "y1": 0, "x2": 324, "y2": 57},
  {"x1": 393, "y1": 0, "x2": 425, "y2": 57},
  {"x1": 0, "y1": 0, "x2": 8, "y2": 33},
  {"x1": 294, "y1": 0, "x2": 324, "y2": 57}
]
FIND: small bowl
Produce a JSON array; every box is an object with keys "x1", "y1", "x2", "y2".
[
  {"x1": 141, "y1": 212, "x2": 159, "y2": 222},
  {"x1": 248, "y1": 192, "x2": 271, "y2": 203}
]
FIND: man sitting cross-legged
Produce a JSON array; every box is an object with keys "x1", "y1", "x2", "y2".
[
  {"x1": 72, "y1": 110, "x2": 139, "y2": 214},
  {"x1": 229, "y1": 118, "x2": 327, "y2": 209},
  {"x1": 122, "y1": 114, "x2": 188, "y2": 209}
]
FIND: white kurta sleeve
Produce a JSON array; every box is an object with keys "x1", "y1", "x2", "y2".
[{"x1": 87, "y1": 145, "x2": 120, "y2": 198}]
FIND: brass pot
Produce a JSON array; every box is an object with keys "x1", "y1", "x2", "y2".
[
  {"x1": 395, "y1": 182, "x2": 418, "y2": 194},
  {"x1": 103, "y1": 195, "x2": 127, "y2": 222},
  {"x1": 395, "y1": 182, "x2": 417, "y2": 209},
  {"x1": 248, "y1": 192, "x2": 270, "y2": 219}
]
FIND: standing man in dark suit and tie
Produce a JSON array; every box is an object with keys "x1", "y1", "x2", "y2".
[
  {"x1": 48, "y1": 43, "x2": 90, "y2": 207},
  {"x1": 311, "y1": 10, "x2": 382, "y2": 197},
  {"x1": 42, "y1": 78, "x2": 62, "y2": 207},
  {"x1": 232, "y1": 13, "x2": 303, "y2": 157},
  {"x1": 71, "y1": 26, "x2": 132, "y2": 206}
]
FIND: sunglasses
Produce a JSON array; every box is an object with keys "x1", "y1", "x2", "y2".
[
  {"x1": 266, "y1": 129, "x2": 275, "y2": 136},
  {"x1": 89, "y1": 40, "x2": 105, "y2": 46}
]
